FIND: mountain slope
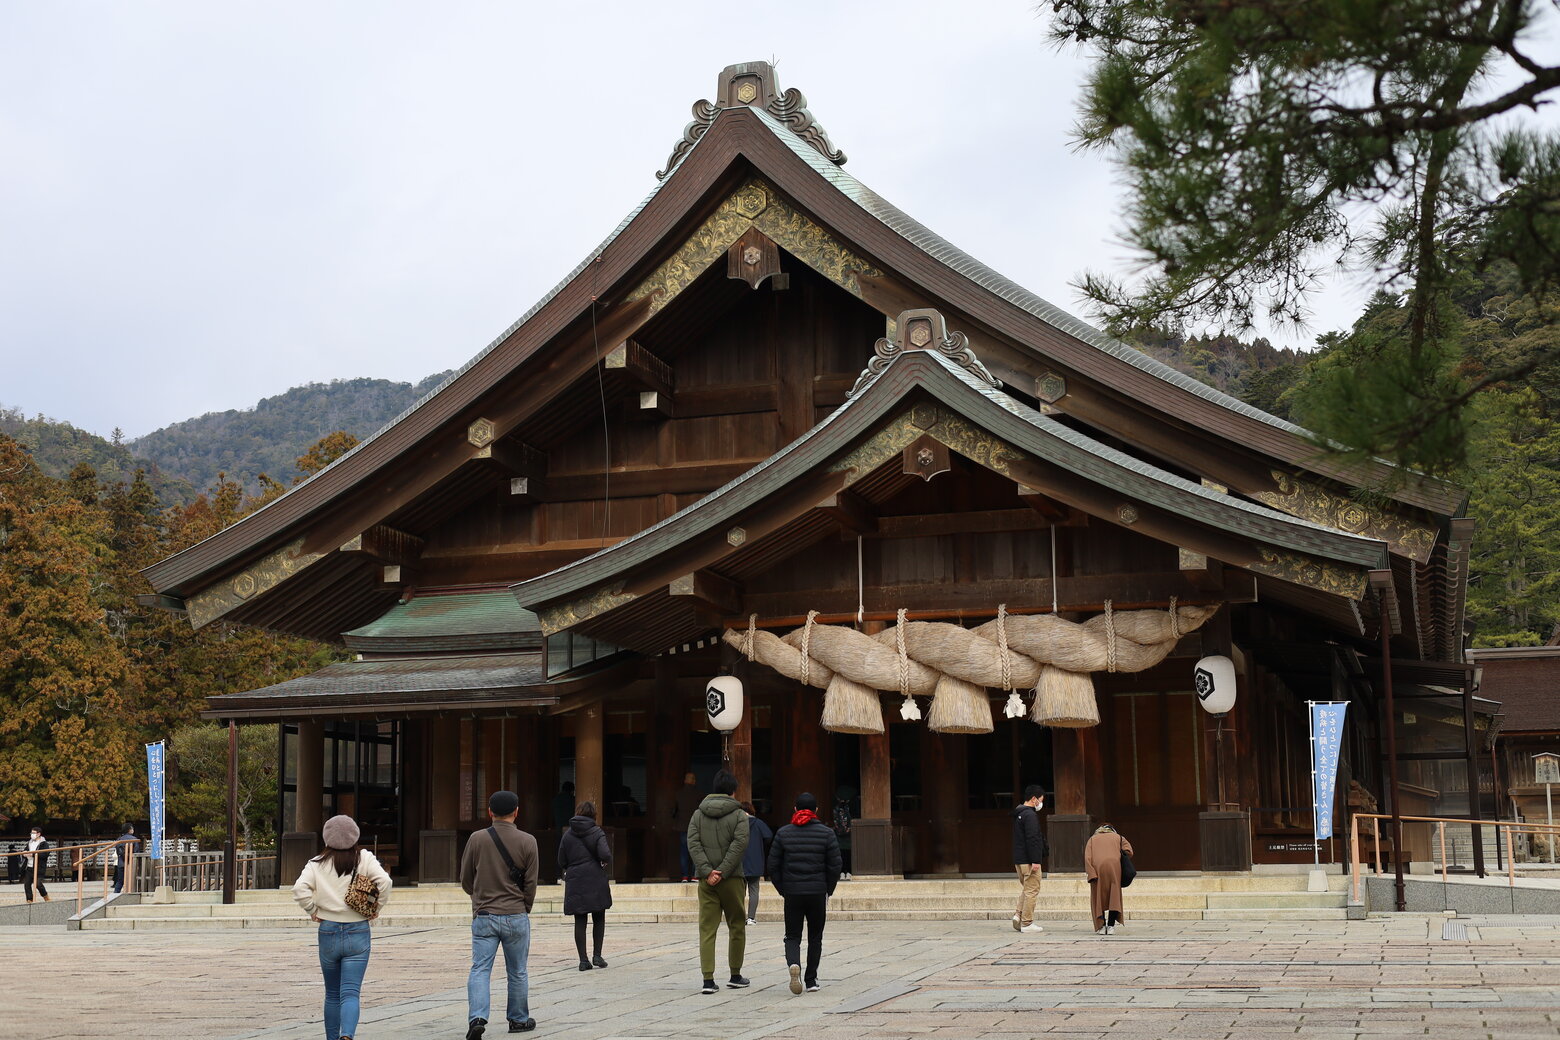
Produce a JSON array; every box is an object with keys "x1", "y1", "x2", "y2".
[{"x1": 128, "y1": 372, "x2": 454, "y2": 495}]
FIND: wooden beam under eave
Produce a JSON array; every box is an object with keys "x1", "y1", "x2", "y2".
[
  {"x1": 1016, "y1": 484, "x2": 1070, "y2": 522},
  {"x1": 339, "y1": 524, "x2": 424, "y2": 566},
  {"x1": 469, "y1": 438, "x2": 547, "y2": 479},
  {"x1": 816, "y1": 489, "x2": 876, "y2": 535},
  {"x1": 730, "y1": 569, "x2": 1257, "y2": 626},
  {"x1": 1179, "y1": 549, "x2": 1224, "y2": 593},
  {"x1": 669, "y1": 569, "x2": 743, "y2": 618},
  {"x1": 604, "y1": 339, "x2": 674, "y2": 398}
]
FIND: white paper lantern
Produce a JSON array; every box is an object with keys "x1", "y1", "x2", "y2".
[
  {"x1": 1194, "y1": 655, "x2": 1238, "y2": 716},
  {"x1": 705, "y1": 674, "x2": 744, "y2": 732}
]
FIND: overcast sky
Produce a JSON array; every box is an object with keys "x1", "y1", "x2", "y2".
[{"x1": 2, "y1": 2, "x2": 1552, "y2": 440}]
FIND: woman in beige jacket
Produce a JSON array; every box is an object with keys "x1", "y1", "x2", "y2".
[
  {"x1": 1084, "y1": 824, "x2": 1132, "y2": 935},
  {"x1": 292, "y1": 815, "x2": 392, "y2": 1040}
]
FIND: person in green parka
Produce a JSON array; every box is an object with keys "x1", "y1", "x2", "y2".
[{"x1": 687, "y1": 769, "x2": 750, "y2": 994}]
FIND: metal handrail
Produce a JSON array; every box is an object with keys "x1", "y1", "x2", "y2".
[{"x1": 1349, "y1": 811, "x2": 1560, "y2": 905}]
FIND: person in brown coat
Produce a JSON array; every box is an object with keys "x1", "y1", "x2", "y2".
[{"x1": 1084, "y1": 824, "x2": 1133, "y2": 935}]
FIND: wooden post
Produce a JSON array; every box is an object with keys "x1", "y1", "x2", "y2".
[
  {"x1": 577, "y1": 705, "x2": 605, "y2": 813},
  {"x1": 731, "y1": 693, "x2": 754, "y2": 805},
  {"x1": 1047, "y1": 730, "x2": 1093, "y2": 873},
  {"x1": 296, "y1": 721, "x2": 325, "y2": 834},
  {"x1": 223, "y1": 720, "x2": 238, "y2": 904}
]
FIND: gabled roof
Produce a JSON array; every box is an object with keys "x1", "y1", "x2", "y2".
[
  {"x1": 144, "y1": 61, "x2": 1457, "y2": 626},
  {"x1": 512, "y1": 341, "x2": 1390, "y2": 649},
  {"x1": 341, "y1": 591, "x2": 540, "y2": 654}
]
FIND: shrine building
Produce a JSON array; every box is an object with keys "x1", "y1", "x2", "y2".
[{"x1": 142, "y1": 62, "x2": 1485, "y2": 885}]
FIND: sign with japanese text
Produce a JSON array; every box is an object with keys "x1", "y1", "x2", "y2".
[
  {"x1": 146, "y1": 741, "x2": 166, "y2": 861},
  {"x1": 1310, "y1": 702, "x2": 1349, "y2": 841}
]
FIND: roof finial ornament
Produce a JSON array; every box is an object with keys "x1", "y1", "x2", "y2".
[
  {"x1": 849, "y1": 309, "x2": 1002, "y2": 397},
  {"x1": 657, "y1": 61, "x2": 847, "y2": 180}
]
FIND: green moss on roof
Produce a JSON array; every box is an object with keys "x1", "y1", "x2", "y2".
[{"x1": 343, "y1": 592, "x2": 541, "y2": 653}]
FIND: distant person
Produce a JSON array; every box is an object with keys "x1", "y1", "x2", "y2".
[
  {"x1": 558, "y1": 801, "x2": 612, "y2": 971},
  {"x1": 767, "y1": 792, "x2": 841, "y2": 995},
  {"x1": 291, "y1": 814, "x2": 393, "y2": 1040},
  {"x1": 672, "y1": 772, "x2": 699, "y2": 881},
  {"x1": 461, "y1": 790, "x2": 539, "y2": 1037},
  {"x1": 687, "y1": 769, "x2": 750, "y2": 994},
  {"x1": 740, "y1": 802, "x2": 774, "y2": 925},
  {"x1": 112, "y1": 823, "x2": 141, "y2": 894},
  {"x1": 1085, "y1": 823, "x2": 1134, "y2": 935},
  {"x1": 1010, "y1": 785, "x2": 1048, "y2": 933},
  {"x1": 24, "y1": 826, "x2": 49, "y2": 903},
  {"x1": 830, "y1": 789, "x2": 853, "y2": 879},
  {"x1": 551, "y1": 781, "x2": 575, "y2": 831}
]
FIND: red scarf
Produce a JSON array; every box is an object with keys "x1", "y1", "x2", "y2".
[{"x1": 791, "y1": 809, "x2": 818, "y2": 826}]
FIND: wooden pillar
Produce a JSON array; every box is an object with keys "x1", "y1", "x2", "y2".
[
  {"x1": 399, "y1": 719, "x2": 427, "y2": 879},
  {"x1": 730, "y1": 692, "x2": 754, "y2": 805},
  {"x1": 1046, "y1": 729, "x2": 1093, "y2": 873},
  {"x1": 651, "y1": 659, "x2": 688, "y2": 879},
  {"x1": 429, "y1": 718, "x2": 460, "y2": 830},
  {"x1": 924, "y1": 731, "x2": 966, "y2": 874},
  {"x1": 576, "y1": 704, "x2": 605, "y2": 812},
  {"x1": 296, "y1": 720, "x2": 325, "y2": 833},
  {"x1": 778, "y1": 684, "x2": 828, "y2": 811},
  {"x1": 420, "y1": 716, "x2": 460, "y2": 882}
]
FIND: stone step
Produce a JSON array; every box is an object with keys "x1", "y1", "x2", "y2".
[{"x1": 82, "y1": 903, "x2": 1352, "y2": 931}]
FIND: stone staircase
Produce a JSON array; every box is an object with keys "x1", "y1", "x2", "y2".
[{"x1": 82, "y1": 874, "x2": 1350, "y2": 930}]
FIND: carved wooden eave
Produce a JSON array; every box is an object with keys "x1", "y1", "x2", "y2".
[
  {"x1": 658, "y1": 61, "x2": 845, "y2": 180},
  {"x1": 516, "y1": 343, "x2": 1390, "y2": 646},
  {"x1": 139, "y1": 64, "x2": 1463, "y2": 649}
]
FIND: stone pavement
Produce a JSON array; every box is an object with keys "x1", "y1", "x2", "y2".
[{"x1": 5, "y1": 914, "x2": 1560, "y2": 1039}]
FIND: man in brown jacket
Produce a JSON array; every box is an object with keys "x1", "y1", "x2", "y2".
[{"x1": 461, "y1": 790, "x2": 539, "y2": 1038}]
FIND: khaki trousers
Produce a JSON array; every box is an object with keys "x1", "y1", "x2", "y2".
[
  {"x1": 1014, "y1": 864, "x2": 1042, "y2": 925},
  {"x1": 697, "y1": 875, "x2": 747, "y2": 979}
]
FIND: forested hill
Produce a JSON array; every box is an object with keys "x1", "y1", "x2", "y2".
[
  {"x1": 128, "y1": 372, "x2": 454, "y2": 496},
  {"x1": 0, "y1": 406, "x2": 193, "y2": 504},
  {"x1": 1133, "y1": 331, "x2": 1310, "y2": 420}
]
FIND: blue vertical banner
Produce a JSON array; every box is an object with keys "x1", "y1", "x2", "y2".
[
  {"x1": 1310, "y1": 702, "x2": 1349, "y2": 840},
  {"x1": 146, "y1": 741, "x2": 166, "y2": 861}
]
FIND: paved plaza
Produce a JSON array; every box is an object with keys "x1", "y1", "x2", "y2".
[{"x1": 5, "y1": 915, "x2": 1560, "y2": 1039}]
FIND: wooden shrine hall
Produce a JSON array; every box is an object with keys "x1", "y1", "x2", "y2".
[{"x1": 142, "y1": 62, "x2": 1480, "y2": 885}]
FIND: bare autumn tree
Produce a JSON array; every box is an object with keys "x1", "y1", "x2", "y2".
[{"x1": 1047, "y1": 0, "x2": 1560, "y2": 479}]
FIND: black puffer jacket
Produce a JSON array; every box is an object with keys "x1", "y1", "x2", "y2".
[
  {"x1": 767, "y1": 816, "x2": 842, "y2": 897},
  {"x1": 1011, "y1": 804, "x2": 1048, "y2": 865},
  {"x1": 558, "y1": 816, "x2": 612, "y2": 915}
]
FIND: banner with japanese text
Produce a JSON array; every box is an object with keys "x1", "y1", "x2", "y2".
[
  {"x1": 1310, "y1": 702, "x2": 1349, "y2": 840},
  {"x1": 146, "y1": 741, "x2": 166, "y2": 861}
]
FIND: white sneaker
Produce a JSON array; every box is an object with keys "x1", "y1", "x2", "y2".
[
  {"x1": 746, "y1": 918, "x2": 757, "y2": 926},
  {"x1": 1021, "y1": 923, "x2": 1045, "y2": 933},
  {"x1": 788, "y1": 963, "x2": 802, "y2": 995},
  {"x1": 1103, "y1": 924, "x2": 1114, "y2": 935}
]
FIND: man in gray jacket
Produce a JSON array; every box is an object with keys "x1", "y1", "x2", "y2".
[
  {"x1": 687, "y1": 769, "x2": 750, "y2": 994},
  {"x1": 461, "y1": 790, "x2": 539, "y2": 1038}
]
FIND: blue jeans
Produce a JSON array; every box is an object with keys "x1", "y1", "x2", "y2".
[
  {"x1": 317, "y1": 920, "x2": 371, "y2": 1040},
  {"x1": 469, "y1": 912, "x2": 530, "y2": 1025}
]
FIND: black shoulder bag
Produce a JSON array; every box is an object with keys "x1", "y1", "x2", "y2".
[{"x1": 487, "y1": 827, "x2": 528, "y2": 891}]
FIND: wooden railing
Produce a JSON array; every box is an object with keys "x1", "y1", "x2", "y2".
[
  {"x1": 1349, "y1": 812, "x2": 1560, "y2": 905},
  {"x1": 0, "y1": 839, "x2": 142, "y2": 915}
]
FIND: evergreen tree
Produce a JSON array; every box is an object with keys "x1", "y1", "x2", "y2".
[{"x1": 1048, "y1": 0, "x2": 1560, "y2": 478}]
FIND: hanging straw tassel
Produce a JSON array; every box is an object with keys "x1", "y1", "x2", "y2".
[
  {"x1": 1032, "y1": 664, "x2": 1099, "y2": 728},
  {"x1": 821, "y1": 674, "x2": 884, "y2": 734},
  {"x1": 928, "y1": 674, "x2": 994, "y2": 733}
]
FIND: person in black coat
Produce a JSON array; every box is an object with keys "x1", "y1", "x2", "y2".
[
  {"x1": 766, "y1": 792, "x2": 842, "y2": 995},
  {"x1": 557, "y1": 802, "x2": 612, "y2": 970},
  {"x1": 1010, "y1": 784, "x2": 1048, "y2": 933}
]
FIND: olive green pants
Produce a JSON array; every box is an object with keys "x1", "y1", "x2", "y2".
[{"x1": 697, "y1": 875, "x2": 747, "y2": 979}]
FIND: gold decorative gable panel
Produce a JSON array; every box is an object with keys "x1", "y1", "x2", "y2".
[
  {"x1": 185, "y1": 538, "x2": 326, "y2": 629},
  {"x1": 627, "y1": 178, "x2": 882, "y2": 313}
]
